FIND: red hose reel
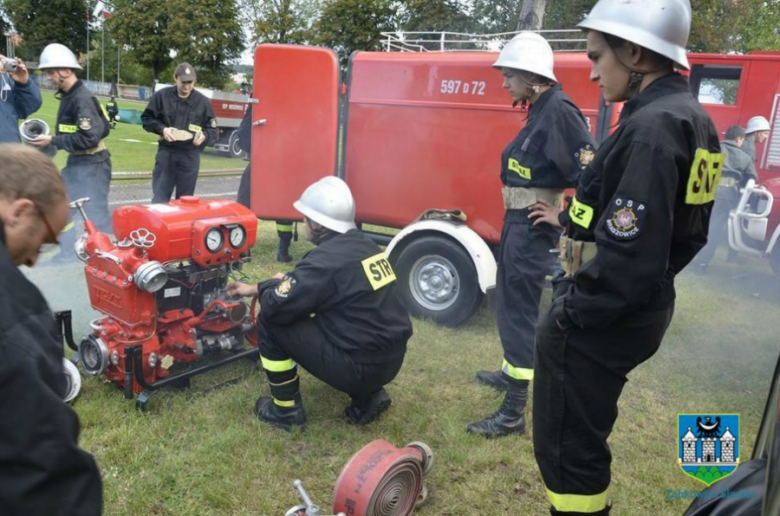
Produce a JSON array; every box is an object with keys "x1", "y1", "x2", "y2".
[{"x1": 286, "y1": 440, "x2": 434, "y2": 516}]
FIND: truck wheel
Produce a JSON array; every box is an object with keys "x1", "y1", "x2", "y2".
[
  {"x1": 392, "y1": 236, "x2": 482, "y2": 327},
  {"x1": 771, "y1": 247, "x2": 780, "y2": 276},
  {"x1": 228, "y1": 130, "x2": 245, "y2": 159}
]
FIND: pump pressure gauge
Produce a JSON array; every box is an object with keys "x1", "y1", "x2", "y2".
[
  {"x1": 205, "y1": 227, "x2": 224, "y2": 253},
  {"x1": 229, "y1": 225, "x2": 247, "y2": 248}
]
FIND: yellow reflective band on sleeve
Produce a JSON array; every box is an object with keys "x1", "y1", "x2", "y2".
[
  {"x1": 686, "y1": 149, "x2": 724, "y2": 205},
  {"x1": 100, "y1": 104, "x2": 109, "y2": 120},
  {"x1": 58, "y1": 124, "x2": 77, "y2": 133},
  {"x1": 361, "y1": 252, "x2": 397, "y2": 291},
  {"x1": 508, "y1": 158, "x2": 532, "y2": 180},
  {"x1": 502, "y1": 359, "x2": 533, "y2": 381},
  {"x1": 260, "y1": 356, "x2": 295, "y2": 373},
  {"x1": 188, "y1": 124, "x2": 202, "y2": 133},
  {"x1": 276, "y1": 223, "x2": 293, "y2": 232},
  {"x1": 569, "y1": 196, "x2": 595, "y2": 229},
  {"x1": 60, "y1": 222, "x2": 75, "y2": 233},
  {"x1": 273, "y1": 398, "x2": 296, "y2": 408},
  {"x1": 546, "y1": 488, "x2": 608, "y2": 513}
]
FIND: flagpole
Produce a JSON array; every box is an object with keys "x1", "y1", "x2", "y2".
[
  {"x1": 86, "y1": 6, "x2": 90, "y2": 82},
  {"x1": 101, "y1": 16, "x2": 105, "y2": 85}
]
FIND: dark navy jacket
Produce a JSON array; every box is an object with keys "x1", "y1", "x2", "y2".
[{"x1": 0, "y1": 73, "x2": 42, "y2": 143}]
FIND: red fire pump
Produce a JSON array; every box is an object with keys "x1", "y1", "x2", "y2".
[
  {"x1": 57, "y1": 196, "x2": 259, "y2": 408},
  {"x1": 285, "y1": 440, "x2": 434, "y2": 516}
]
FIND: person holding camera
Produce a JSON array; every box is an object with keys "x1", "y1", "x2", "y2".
[{"x1": 0, "y1": 54, "x2": 42, "y2": 144}]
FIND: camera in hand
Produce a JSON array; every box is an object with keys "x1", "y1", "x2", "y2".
[{"x1": 1, "y1": 58, "x2": 18, "y2": 73}]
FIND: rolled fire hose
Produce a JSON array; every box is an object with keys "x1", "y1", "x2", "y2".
[
  {"x1": 19, "y1": 118, "x2": 57, "y2": 158},
  {"x1": 331, "y1": 440, "x2": 434, "y2": 516},
  {"x1": 63, "y1": 357, "x2": 82, "y2": 403}
]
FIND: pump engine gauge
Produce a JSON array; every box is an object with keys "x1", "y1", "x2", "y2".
[
  {"x1": 205, "y1": 228, "x2": 224, "y2": 253},
  {"x1": 229, "y1": 225, "x2": 247, "y2": 248}
]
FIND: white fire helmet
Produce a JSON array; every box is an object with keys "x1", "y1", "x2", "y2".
[
  {"x1": 38, "y1": 43, "x2": 83, "y2": 71},
  {"x1": 493, "y1": 32, "x2": 557, "y2": 83},
  {"x1": 293, "y1": 176, "x2": 357, "y2": 234},
  {"x1": 745, "y1": 116, "x2": 770, "y2": 134},
  {"x1": 577, "y1": 0, "x2": 692, "y2": 71}
]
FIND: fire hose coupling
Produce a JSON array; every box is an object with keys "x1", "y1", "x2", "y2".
[
  {"x1": 285, "y1": 480, "x2": 346, "y2": 516},
  {"x1": 134, "y1": 261, "x2": 168, "y2": 293}
]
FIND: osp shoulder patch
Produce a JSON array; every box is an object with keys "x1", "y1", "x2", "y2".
[
  {"x1": 361, "y1": 252, "x2": 397, "y2": 291},
  {"x1": 575, "y1": 144, "x2": 596, "y2": 168},
  {"x1": 605, "y1": 197, "x2": 645, "y2": 241},
  {"x1": 274, "y1": 274, "x2": 297, "y2": 299},
  {"x1": 78, "y1": 117, "x2": 92, "y2": 131}
]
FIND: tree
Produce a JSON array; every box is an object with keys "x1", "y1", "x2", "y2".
[
  {"x1": 315, "y1": 0, "x2": 397, "y2": 69},
  {"x1": 242, "y1": 0, "x2": 322, "y2": 46},
  {"x1": 469, "y1": 0, "x2": 521, "y2": 34},
  {"x1": 166, "y1": 0, "x2": 244, "y2": 88},
  {"x1": 2, "y1": 0, "x2": 89, "y2": 61},
  {"x1": 516, "y1": 0, "x2": 546, "y2": 31},
  {"x1": 107, "y1": 0, "x2": 243, "y2": 88},
  {"x1": 105, "y1": 0, "x2": 174, "y2": 82}
]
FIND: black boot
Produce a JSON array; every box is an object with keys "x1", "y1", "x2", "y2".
[
  {"x1": 254, "y1": 375, "x2": 306, "y2": 431},
  {"x1": 276, "y1": 236, "x2": 293, "y2": 263},
  {"x1": 344, "y1": 388, "x2": 392, "y2": 425},
  {"x1": 466, "y1": 383, "x2": 527, "y2": 437},
  {"x1": 475, "y1": 370, "x2": 510, "y2": 391},
  {"x1": 254, "y1": 396, "x2": 306, "y2": 431}
]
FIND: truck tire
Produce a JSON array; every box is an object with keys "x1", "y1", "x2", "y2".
[
  {"x1": 771, "y1": 247, "x2": 780, "y2": 276},
  {"x1": 228, "y1": 130, "x2": 245, "y2": 159},
  {"x1": 392, "y1": 235, "x2": 482, "y2": 327}
]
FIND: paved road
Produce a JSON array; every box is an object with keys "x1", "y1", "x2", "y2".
[{"x1": 109, "y1": 174, "x2": 241, "y2": 210}]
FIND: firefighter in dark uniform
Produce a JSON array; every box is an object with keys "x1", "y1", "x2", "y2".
[
  {"x1": 467, "y1": 32, "x2": 595, "y2": 438},
  {"x1": 235, "y1": 104, "x2": 295, "y2": 263},
  {"x1": 30, "y1": 43, "x2": 112, "y2": 265},
  {"x1": 141, "y1": 62, "x2": 217, "y2": 203},
  {"x1": 227, "y1": 176, "x2": 412, "y2": 431},
  {"x1": 696, "y1": 125, "x2": 758, "y2": 270},
  {"x1": 743, "y1": 115, "x2": 770, "y2": 164},
  {"x1": 528, "y1": 0, "x2": 721, "y2": 513},
  {"x1": 105, "y1": 96, "x2": 118, "y2": 129}
]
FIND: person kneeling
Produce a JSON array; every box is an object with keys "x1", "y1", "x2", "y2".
[{"x1": 227, "y1": 177, "x2": 412, "y2": 431}]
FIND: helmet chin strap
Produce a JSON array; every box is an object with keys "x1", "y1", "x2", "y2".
[{"x1": 606, "y1": 39, "x2": 670, "y2": 99}]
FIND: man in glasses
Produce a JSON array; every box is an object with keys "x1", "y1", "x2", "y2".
[
  {"x1": 141, "y1": 62, "x2": 217, "y2": 203},
  {"x1": 0, "y1": 144, "x2": 103, "y2": 514}
]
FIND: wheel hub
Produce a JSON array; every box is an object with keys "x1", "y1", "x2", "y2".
[{"x1": 410, "y1": 256, "x2": 459, "y2": 311}]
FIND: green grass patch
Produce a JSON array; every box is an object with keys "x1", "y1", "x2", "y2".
[
  {"x1": 53, "y1": 225, "x2": 780, "y2": 515},
  {"x1": 32, "y1": 90, "x2": 243, "y2": 173}
]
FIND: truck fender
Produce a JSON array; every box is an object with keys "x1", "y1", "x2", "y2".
[{"x1": 385, "y1": 220, "x2": 496, "y2": 294}]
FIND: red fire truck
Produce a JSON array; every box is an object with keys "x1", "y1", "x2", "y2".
[
  {"x1": 247, "y1": 34, "x2": 780, "y2": 326},
  {"x1": 153, "y1": 84, "x2": 251, "y2": 158}
]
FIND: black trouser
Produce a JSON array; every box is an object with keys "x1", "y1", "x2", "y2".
[
  {"x1": 256, "y1": 317, "x2": 404, "y2": 402},
  {"x1": 533, "y1": 298, "x2": 674, "y2": 513},
  {"x1": 151, "y1": 147, "x2": 200, "y2": 203},
  {"x1": 496, "y1": 209, "x2": 560, "y2": 382},
  {"x1": 237, "y1": 164, "x2": 251, "y2": 208},
  {"x1": 60, "y1": 152, "x2": 113, "y2": 260},
  {"x1": 697, "y1": 191, "x2": 737, "y2": 266}
]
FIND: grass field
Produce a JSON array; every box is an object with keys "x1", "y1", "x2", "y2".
[
  {"x1": 27, "y1": 222, "x2": 780, "y2": 516},
  {"x1": 32, "y1": 90, "x2": 242, "y2": 173}
]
